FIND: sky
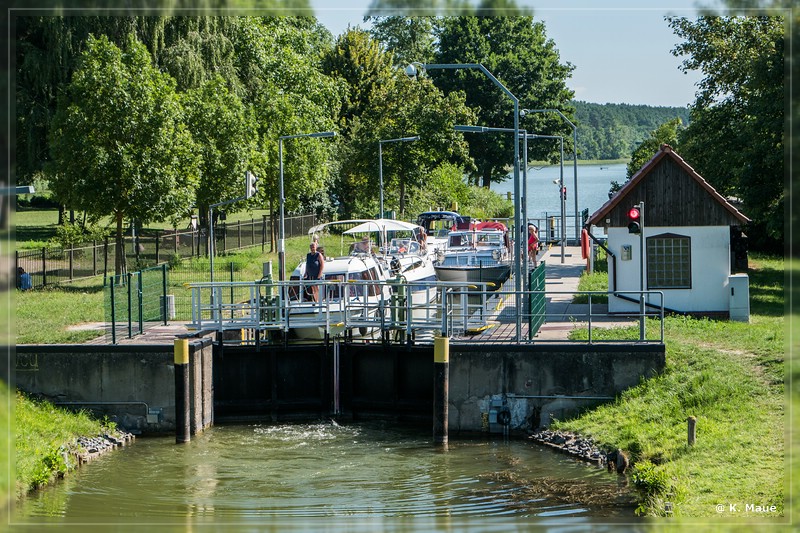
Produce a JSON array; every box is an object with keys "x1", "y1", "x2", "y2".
[{"x1": 308, "y1": 1, "x2": 725, "y2": 108}]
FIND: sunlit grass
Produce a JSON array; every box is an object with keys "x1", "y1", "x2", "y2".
[
  {"x1": 0, "y1": 381, "x2": 10, "y2": 505},
  {"x1": 556, "y1": 253, "x2": 786, "y2": 518},
  {"x1": 14, "y1": 390, "x2": 114, "y2": 498}
]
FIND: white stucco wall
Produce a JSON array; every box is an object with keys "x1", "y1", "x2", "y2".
[{"x1": 605, "y1": 225, "x2": 731, "y2": 313}]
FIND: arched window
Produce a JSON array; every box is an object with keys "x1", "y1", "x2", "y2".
[{"x1": 646, "y1": 233, "x2": 691, "y2": 289}]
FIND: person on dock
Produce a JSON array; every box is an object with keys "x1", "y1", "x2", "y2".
[
  {"x1": 17, "y1": 267, "x2": 32, "y2": 290},
  {"x1": 527, "y1": 225, "x2": 539, "y2": 267},
  {"x1": 304, "y1": 241, "x2": 325, "y2": 302}
]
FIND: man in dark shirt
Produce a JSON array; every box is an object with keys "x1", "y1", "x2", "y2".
[{"x1": 304, "y1": 242, "x2": 325, "y2": 302}]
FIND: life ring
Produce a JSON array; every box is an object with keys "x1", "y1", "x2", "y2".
[{"x1": 581, "y1": 228, "x2": 590, "y2": 260}]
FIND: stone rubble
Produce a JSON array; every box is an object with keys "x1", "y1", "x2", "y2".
[
  {"x1": 74, "y1": 431, "x2": 135, "y2": 464},
  {"x1": 528, "y1": 429, "x2": 611, "y2": 467}
]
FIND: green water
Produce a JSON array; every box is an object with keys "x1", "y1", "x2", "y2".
[{"x1": 12, "y1": 421, "x2": 638, "y2": 530}]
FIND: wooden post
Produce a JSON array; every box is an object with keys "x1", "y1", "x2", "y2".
[
  {"x1": 174, "y1": 338, "x2": 191, "y2": 444},
  {"x1": 433, "y1": 335, "x2": 449, "y2": 447},
  {"x1": 687, "y1": 416, "x2": 696, "y2": 446}
]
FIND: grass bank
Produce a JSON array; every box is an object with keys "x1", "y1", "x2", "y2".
[
  {"x1": 0, "y1": 381, "x2": 10, "y2": 504},
  {"x1": 563, "y1": 254, "x2": 785, "y2": 518},
  {"x1": 14, "y1": 390, "x2": 116, "y2": 499}
]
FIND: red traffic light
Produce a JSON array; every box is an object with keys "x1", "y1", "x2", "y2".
[{"x1": 628, "y1": 207, "x2": 640, "y2": 220}]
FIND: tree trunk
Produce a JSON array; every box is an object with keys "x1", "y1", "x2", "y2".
[
  {"x1": 269, "y1": 197, "x2": 275, "y2": 253},
  {"x1": 399, "y1": 180, "x2": 406, "y2": 217},
  {"x1": 482, "y1": 166, "x2": 492, "y2": 189},
  {"x1": 115, "y1": 212, "x2": 126, "y2": 277}
]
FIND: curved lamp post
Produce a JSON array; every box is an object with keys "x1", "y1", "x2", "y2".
[
  {"x1": 520, "y1": 108, "x2": 578, "y2": 243},
  {"x1": 278, "y1": 131, "x2": 336, "y2": 281},
  {"x1": 379, "y1": 135, "x2": 419, "y2": 218},
  {"x1": 527, "y1": 134, "x2": 565, "y2": 264},
  {"x1": 408, "y1": 63, "x2": 523, "y2": 341},
  {"x1": 454, "y1": 125, "x2": 531, "y2": 283}
]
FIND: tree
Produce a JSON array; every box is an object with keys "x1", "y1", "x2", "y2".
[
  {"x1": 183, "y1": 75, "x2": 257, "y2": 228},
  {"x1": 608, "y1": 117, "x2": 684, "y2": 196},
  {"x1": 347, "y1": 72, "x2": 476, "y2": 217},
  {"x1": 626, "y1": 118, "x2": 683, "y2": 179},
  {"x1": 669, "y1": 15, "x2": 784, "y2": 249},
  {"x1": 15, "y1": 16, "x2": 170, "y2": 185},
  {"x1": 321, "y1": 28, "x2": 396, "y2": 136},
  {"x1": 433, "y1": 5, "x2": 575, "y2": 187},
  {"x1": 49, "y1": 34, "x2": 199, "y2": 275},
  {"x1": 367, "y1": 15, "x2": 436, "y2": 67}
]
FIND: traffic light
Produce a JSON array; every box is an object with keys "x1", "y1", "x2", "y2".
[
  {"x1": 561, "y1": 186, "x2": 567, "y2": 201},
  {"x1": 245, "y1": 171, "x2": 259, "y2": 199},
  {"x1": 627, "y1": 206, "x2": 641, "y2": 234}
]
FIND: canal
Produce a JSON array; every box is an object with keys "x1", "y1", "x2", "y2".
[{"x1": 14, "y1": 421, "x2": 637, "y2": 528}]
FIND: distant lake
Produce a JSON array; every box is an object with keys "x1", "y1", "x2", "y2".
[{"x1": 494, "y1": 162, "x2": 626, "y2": 220}]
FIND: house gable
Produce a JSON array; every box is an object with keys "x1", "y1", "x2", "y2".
[{"x1": 587, "y1": 145, "x2": 750, "y2": 228}]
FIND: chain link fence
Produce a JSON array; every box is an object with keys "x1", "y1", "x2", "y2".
[{"x1": 16, "y1": 214, "x2": 317, "y2": 290}]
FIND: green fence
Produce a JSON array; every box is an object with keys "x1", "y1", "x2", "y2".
[
  {"x1": 105, "y1": 264, "x2": 169, "y2": 344},
  {"x1": 528, "y1": 262, "x2": 546, "y2": 339}
]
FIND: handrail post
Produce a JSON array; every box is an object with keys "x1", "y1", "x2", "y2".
[
  {"x1": 162, "y1": 263, "x2": 168, "y2": 325},
  {"x1": 126, "y1": 272, "x2": 133, "y2": 338}
]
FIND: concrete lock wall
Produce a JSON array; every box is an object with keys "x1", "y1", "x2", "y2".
[
  {"x1": 16, "y1": 337, "x2": 214, "y2": 434},
  {"x1": 448, "y1": 344, "x2": 665, "y2": 433}
]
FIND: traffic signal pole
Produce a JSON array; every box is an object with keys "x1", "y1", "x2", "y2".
[
  {"x1": 638, "y1": 202, "x2": 645, "y2": 340},
  {"x1": 209, "y1": 171, "x2": 259, "y2": 282}
]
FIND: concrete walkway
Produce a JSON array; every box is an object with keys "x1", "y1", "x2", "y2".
[{"x1": 533, "y1": 244, "x2": 635, "y2": 340}]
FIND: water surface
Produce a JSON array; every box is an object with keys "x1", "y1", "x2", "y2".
[{"x1": 14, "y1": 421, "x2": 637, "y2": 530}]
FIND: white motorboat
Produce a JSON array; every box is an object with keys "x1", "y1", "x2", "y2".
[
  {"x1": 287, "y1": 219, "x2": 437, "y2": 339},
  {"x1": 432, "y1": 221, "x2": 512, "y2": 291}
]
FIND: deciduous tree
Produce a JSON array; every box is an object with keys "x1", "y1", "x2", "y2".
[
  {"x1": 433, "y1": 5, "x2": 575, "y2": 188},
  {"x1": 49, "y1": 34, "x2": 198, "y2": 275},
  {"x1": 669, "y1": 15, "x2": 784, "y2": 249}
]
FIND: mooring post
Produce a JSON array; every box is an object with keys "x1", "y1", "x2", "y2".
[
  {"x1": 687, "y1": 416, "x2": 696, "y2": 446},
  {"x1": 433, "y1": 335, "x2": 449, "y2": 447},
  {"x1": 174, "y1": 338, "x2": 191, "y2": 444}
]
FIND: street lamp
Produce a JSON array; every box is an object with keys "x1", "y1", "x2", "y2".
[
  {"x1": 527, "y1": 134, "x2": 565, "y2": 264},
  {"x1": 520, "y1": 108, "x2": 578, "y2": 244},
  {"x1": 278, "y1": 131, "x2": 336, "y2": 281},
  {"x1": 408, "y1": 63, "x2": 523, "y2": 340},
  {"x1": 454, "y1": 125, "x2": 531, "y2": 282},
  {"x1": 379, "y1": 135, "x2": 419, "y2": 218}
]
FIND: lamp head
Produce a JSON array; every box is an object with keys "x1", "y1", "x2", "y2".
[
  {"x1": 519, "y1": 109, "x2": 527, "y2": 118},
  {"x1": 404, "y1": 64, "x2": 418, "y2": 78}
]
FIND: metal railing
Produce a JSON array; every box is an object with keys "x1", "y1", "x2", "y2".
[{"x1": 185, "y1": 278, "x2": 665, "y2": 344}]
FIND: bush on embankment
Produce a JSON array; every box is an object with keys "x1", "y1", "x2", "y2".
[
  {"x1": 562, "y1": 254, "x2": 785, "y2": 518},
  {"x1": 14, "y1": 390, "x2": 116, "y2": 498}
]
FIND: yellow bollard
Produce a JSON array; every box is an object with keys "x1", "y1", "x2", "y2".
[{"x1": 174, "y1": 338, "x2": 190, "y2": 444}]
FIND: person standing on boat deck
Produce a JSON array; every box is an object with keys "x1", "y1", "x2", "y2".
[
  {"x1": 417, "y1": 228, "x2": 427, "y2": 251},
  {"x1": 354, "y1": 236, "x2": 371, "y2": 253},
  {"x1": 304, "y1": 241, "x2": 325, "y2": 302},
  {"x1": 527, "y1": 224, "x2": 539, "y2": 267}
]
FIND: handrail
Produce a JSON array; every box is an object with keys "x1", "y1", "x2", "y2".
[{"x1": 186, "y1": 279, "x2": 666, "y2": 344}]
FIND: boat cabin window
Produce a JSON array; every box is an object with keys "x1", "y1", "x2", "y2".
[{"x1": 449, "y1": 234, "x2": 470, "y2": 247}]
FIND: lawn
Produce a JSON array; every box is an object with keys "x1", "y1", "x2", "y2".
[{"x1": 15, "y1": 235, "x2": 313, "y2": 344}]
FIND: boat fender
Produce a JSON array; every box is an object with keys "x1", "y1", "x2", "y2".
[{"x1": 581, "y1": 228, "x2": 590, "y2": 260}]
